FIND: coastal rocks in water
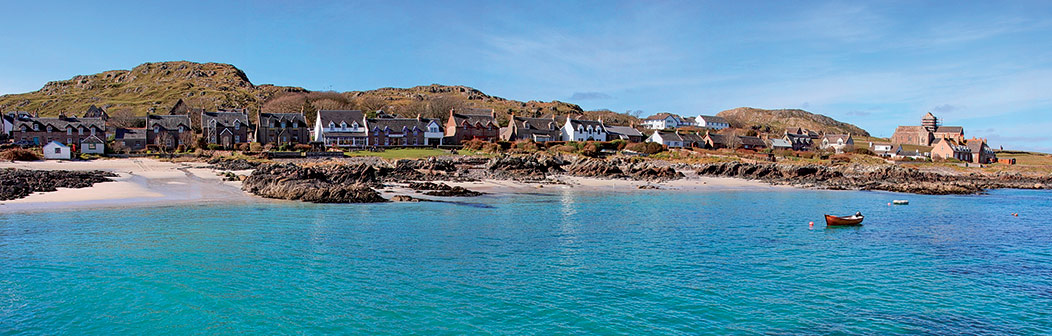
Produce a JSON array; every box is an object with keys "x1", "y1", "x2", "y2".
[
  {"x1": 564, "y1": 157, "x2": 684, "y2": 181},
  {"x1": 382, "y1": 158, "x2": 460, "y2": 181},
  {"x1": 486, "y1": 154, "x2": 565, "y2": 180},
  {"x1": 391, "y1": 195, "x2": 426, "y2": 202},
  {"x1": 695, "y1": 161, "x2": 1052, "y2": 195},
  {"x1": 0, "y1": 168, "x2": 118, "y2": 201},
  {"x1": 207, "y1": 158, "x2": 261, "y2": 170},
  {"x1": 408, "y1": 182, "x2": 484, "y2": 197},
  {"x1": 242, "y1": 162, "x2": 386, "y2": 203}
]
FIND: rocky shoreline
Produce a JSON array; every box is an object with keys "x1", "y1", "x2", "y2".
[
  {"x1": 695, "y1": 162, "x2": 1051, "y2": 195},
  {"x1": 238, "y1": 154, "x2": 684, "y2": 203},
  {"x1": 0, "y1": 168, "x2": 118, "y2": 201}
]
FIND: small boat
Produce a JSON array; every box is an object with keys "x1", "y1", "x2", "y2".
[
  {"x1": 825, "y1": 213, "x2": 864, "y2": 226},
  {"x1": 893, "y1": 200, "x2": 909, "y2": 205}
]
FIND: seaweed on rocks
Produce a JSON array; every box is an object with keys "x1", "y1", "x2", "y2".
[{"x1": 241, "y1": 163, "x2": 386, "y2": 203}]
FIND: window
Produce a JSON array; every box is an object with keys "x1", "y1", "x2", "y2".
[
  {"x1": 234, "y1": 121, "x2": 240, "y2": 130},
  {"x1": 54, "y1": 147, "x2": 61, "y2": 154},
  {"x1": 78, "y1": 127, "x2": 84, "y2": 135},
  {"x1": 340, "y1": 122, "x2": 347, "y2": 130},
  {"x1": 329, "y1": 122, "x2": 335, "y2": 129},
  {"x1": 281, "y1": 122, "x2": 286, "y2": 128},
  {"x1": 67, "y1": 128, "x2": 72, "y2": 135},
  {"x1": 48, "y1": 126, "x2": 54, "y2": 132},
  {"x1": 155, "y1": 126, "x2": 161, "y2": 134},
  {"x1": 33, "y1": 124, "x2": 39, "y2": 131},
  {"x1": 178, "y1": 126, "x2": 184, "y2": 133},
  {"x1": 66, "y1": 138, "x2": 71, "y2": 144},
  {"x1": 234, "y1": 135, "x2": 240, "y2": 143},
  {"x1": 88, "y1": 144, "x2": 97, "y2": 150},
  {"x1": 90, "y1": 128, "x2": 96, "y2": 136}
]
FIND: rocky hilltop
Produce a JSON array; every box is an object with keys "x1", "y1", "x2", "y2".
[
  {"x1": 717, "y1": 107, "x2": 870, "y2": 136},
  {"x1": 0, "y1": 61, "x2": 306, "y2": 116}
]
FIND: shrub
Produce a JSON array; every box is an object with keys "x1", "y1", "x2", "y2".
[
  {"x1": 854, "y1": 147, "x2": 874, "y2": 156},
  {"x1": 207, "y1": 144, "x2": 222, "y2": 150},
  {"x1": 250, "y1": 142, "x2": 263, "y2": 152},
  {"x1": 831, "y1": 154, "x2": 852, "y2": 163},
  {"x1": 609, "y1": 139, "x2": 628, "y2": 151},
  {"x1": 278, "y1": 144, "x2": 289, "y2": 152},
  {"x1": 0, "y1": 148, "x2": 41, "y2": 161},
  {"x1": 176, "y1": 145, "x2": 187, "y2": 153},
  {"x1": 462, "y1": 139, "x2": 486, "y2": 151},
  {"x1": 512, "y1": 140, "x2": 540, "y2": 152},
  {"x1": 481, "y1": 142, "x2": 501, "y2": 153},
  {"x1": 293, "y1": 144, "x2": 312, "y2": 152},
  {"x1": 553, "y1": 145, "x2": 577, "y2": 153},
  {"x1": 195, "y1": 137, "x2": 208, "y2": 150},
  {"x1": 238, "y1": 143, "x2": 251, "y2": 152},
  {"x1": 625, "y1": 142, "x2": 664, "y2": 155}
]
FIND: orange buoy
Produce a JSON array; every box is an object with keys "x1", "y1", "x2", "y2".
[{"x1": 809, "y1": 221, "x2": 814, "y2": 228}]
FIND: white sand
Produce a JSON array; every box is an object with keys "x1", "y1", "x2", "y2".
[
  {"x1": 0, "y1": 158, "x2": 260, "y2": 213},
  {"x1": 1, "y1": 158, "x2": 784, "y2": 212}
]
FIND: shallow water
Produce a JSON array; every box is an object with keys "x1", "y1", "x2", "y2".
[{"x1": 2, "y1": 189, "x2": 1051, "y2": 334}]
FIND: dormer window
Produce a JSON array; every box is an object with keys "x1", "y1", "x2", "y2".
[
  {"x1": 340, "y1": 122, "x2": 347, "y2": 130},
  {"x1": 154, "y1": 126, "x2": 161, "y2": 134},
  {"x1": 281, "y1": 122, "x2": 287, "y2": 128},
  {"x1": 78, "y1": 127, "x2": 84, "y2": 135},
  {"x1": 523, "y1": 122, "x2": 530, "y2": 129},
  {"x1": 329, "y1": 122, "x2": 336, "y2": 129},
  {"x1": 351, "y1": 122, "x2": 358, "y2": 130},
  {"x1": 33, "y1": 124, "x2": 39, "y2": 131},
  {"x1": 90, "y1": 127, "x2": 96, "y2": 136},
  {"x1": 48, "y1": 126, "x2": 54, "y2": 132},
  {"x1": 234, "y1": 120, "x2": 241, "y2": 130},
  {"x1": 67, "y1": 127, "x2": 72, "y2": 135},
  {"x1": 179, "y1": 126, "x2": 185, "y2": 133}
]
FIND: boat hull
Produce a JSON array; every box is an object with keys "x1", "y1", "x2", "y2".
[{"x1": 825, "y1": 214, "x2": 864, "y2": 226}]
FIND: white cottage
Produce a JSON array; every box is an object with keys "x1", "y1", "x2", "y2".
[
  {"x1": 80, "y1": 135, "x2": 105, "y2": 154},
  {"x1": 43, "y1": 141, "x2": 71, "y2": 160},
  {"x1": 561, "y1": 117, "x2": 607, "y2": 142},
  {"x1": 695, "y1": 115, "x2": 730, "y2": 130},
  {"x1": 647, "y1": 130, "x2": 684, "y2": 148}
]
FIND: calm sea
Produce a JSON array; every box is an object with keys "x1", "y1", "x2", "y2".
[{"x1": 2, "y1": 189, "x2": 1051, "y2": 334}]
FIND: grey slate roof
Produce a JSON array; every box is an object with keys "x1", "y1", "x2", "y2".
[
  {"x1": 605, "y1": 125, "x2": 643, "y2": 137},
  {"x1": 201, "y1": 111, "x2": 249, "y2": 128},
  {"x1": 680, "y1": 132, "x2": 705, "y2": 144},
  {"x1": 770, "y1": 138, "x2": 792, "y2": 148},
  {"x1": 82, "y1": 105, "x2": 108, "y2": 119},
  {"x1": 935, "y1": 126, "x2": 964, "y2": 134},
  {"x1": 367, "y1": 117, "x2": 433, "y2": 133},
  {"x1": 147, "y1": 114, "x2": 191, "y2": 130},
  {"x1": 739, "y1": 135, "x2": 767, "y2": 147},
  {"x1": 507, "y1": 116, "x2": 561, "y2": 140},
  {"x1": 115, "y1": 128, "x2": 147, "y2": 140},
  {"x1": 823, "y1": 134, "x2": 853, "y2": 143},
  {"x1": 260, "y1": 113, "x2": 307, "y2": 127},
  {"x1": 81, "y1": 135, "x2": 104, "y2": 144},
  {"x1": 318, "y1": 110, "x2": 365, "y2": 127},
  {"x1": 13, "y1": 116, "x2": 106, "y2": 132},
  {"x1": 451, "y1": 108, "x2": 496, "y2": 127},
  {"x1": 567, "y1": 118, "x2": 604, "y2": 129},
  {"x1": 653, "y1": 130, "x2": 683, "y2": 141}
]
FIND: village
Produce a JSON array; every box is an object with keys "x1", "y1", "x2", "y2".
[{"x1": 0, "y1": 100, "x2": 1001, "y2": 168}]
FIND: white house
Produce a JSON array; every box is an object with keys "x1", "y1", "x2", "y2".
[
  {"x1": 695, "y1": 115, "x2": 730, "y2": 130},
  {"x1": 314, "y1": 110, "x2": 368, "y2": 147},
  {"x1": 561, "y1": 117, "x2": 607, "y2": 141},
  {"x1": 641, "y1": 114, "x2": 684, "y2": 130},
  {"x1": 80, "y1": 135, "x2": 105, "y2": 154},
  {"x1": 43, "y1": 141, "x2": 71, "y2": 160},
  {"x1": 647, "y1": 130, "x2": 684, "y2": 148},
  {"x1": 820, "y1": 134, "x2": 855, "y2": 153},
  {"x1": 1, "y1": 113, "x2": 13, "y2": 138}
]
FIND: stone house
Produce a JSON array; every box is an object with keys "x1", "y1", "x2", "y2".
[
  {"x1": 201, "y1": 110, "x2": 251, "y2": 149},
  {"x1": 739, "y1": 135, "x2": 767, "y2": 150},
  {"x1": 314, "y1": 110, "x2": 368, "y2": 147},
  {"x1": 501, "y1": 115, "x2": 561, "y2": 142},
  {"x1": 146, "y1": 114, "x2": 192, "y2": 149},
  {"x1": 784, "y1": 128, "x2": 814, "y2": 151},
  {"x1": 680, "y1": 132, "x2": 706, "y2": 148},
  {"x1": 965, "y1": 137, "x2": 997, "y2": 164},
  {"x1": 12, "y1": 115, "x2": 106, "y2": 149},
  {"x1": 561, "y1": 117, "x2": 607, "y2": 142},
  {"x1": 445, "y1": 108, "x2": 499, "y2": 144},
  {"x1": 703, "y1": 132, "x2": 728, "y2": 149},
  {"x1": 80, "y1": 135, "x2": 105, "y2": 154},
  {"x1": 115, "y1": 128, "x2": 147, "y2": 151},
  {"x1": 257, "y1": 112, "x2": 310, "y2": 146}
]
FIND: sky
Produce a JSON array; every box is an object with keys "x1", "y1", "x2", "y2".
[{"x1": 1, "y1": 0, "x2": 1051, "y2": 151}]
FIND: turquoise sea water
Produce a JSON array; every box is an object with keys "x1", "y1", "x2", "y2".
[{"x1": 2, "y1": 189, "x2": 1051, "y2": 334}]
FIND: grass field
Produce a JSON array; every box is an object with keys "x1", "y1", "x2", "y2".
[{"x1": 343, "y1": 148, "x2": 455, "y2": 160}]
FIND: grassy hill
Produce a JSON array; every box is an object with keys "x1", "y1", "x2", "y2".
[
  {"x1": 0, "y1": 61, "x2": 306, "y2": 116},
  {"x1": 716, "y1": 107, "x2": 870, "y2": 136},
  {"x1": 0, "y1": 61, "x2": 634, "y2": 126}
]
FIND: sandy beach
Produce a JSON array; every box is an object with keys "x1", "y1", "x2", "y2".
[{"x1": 1, "y1": 158, "x2": 784, "y2": 213}]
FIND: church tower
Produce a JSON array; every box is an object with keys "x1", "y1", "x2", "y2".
[{"x1": 922, "y1": 112, "x2": 938, "y2": 132}]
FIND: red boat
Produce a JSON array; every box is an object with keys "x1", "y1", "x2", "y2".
[{"x1": 825, "y1": 213, "x2": 864, "y2": 226}]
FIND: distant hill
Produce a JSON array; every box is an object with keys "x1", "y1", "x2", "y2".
[
  {"x1": 716, "y1": 107, "x2": 870, "y2": 136},
  {"x1": 0, "y1": 61, "x2": 306, "y2": 116},
  {"x1": 0, "y1": 61, "x2": 637, "y2": 126}
]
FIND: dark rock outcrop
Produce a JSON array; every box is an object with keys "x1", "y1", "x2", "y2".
[
  {"x1": 242, "y1": 163, "x2": 386, "y2": 203},
  {"x1": 486, "y1": 154, "x2": 565, "y2": 180},
  {"x1": 565, "y1": 157, "x2": 683, "y2": 181},
  {"x1": 408, "y1": 182, "x2": 484, "y2": 197},
  {"x1": 207, "y1": 158, "x2": 261, "y2": 170},
  {"x1": 696, "y1": 162, "x2": 1052, "y2": 195},
  {"x1": 0, "y1": 168, "x2": 117, "y2": 201}
]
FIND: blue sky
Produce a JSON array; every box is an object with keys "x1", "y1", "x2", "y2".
[{"x1": 2, "y1": 1, "x2": 1051, "y2": 151}]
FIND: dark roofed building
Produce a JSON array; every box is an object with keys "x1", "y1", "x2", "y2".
[
  {"x1": 367, "y1": 116, "x2": 445, "y2": 147},
  {"x1": 703, "y1": 132, "x2": 728, "y2": 149},
  {"x1": 605, "y1": 125, "x2": 644, "y2": 142},
  {"x1": 82, "y1": 105, "x2": 109, "y2": 120},
  {"x1": 501, "y1": 115, "x2": 561, "y2": 142},
  {"x1": 115, "y1": 128, "x2": 147, "y2": 151},
  {"x1": 738, "y1": 135, "x2": 767, "y2": 150},
  {"x1": 891, "y1": 113, "x2": 965, "y2": 146},
  {"x1": 200, "y1": 109, "x2": 251, "y2": 149},
  {"x1": 257, "y1": 112, "x2": 310, "y2": 146},
  {"x1": 561, "y1": 116, "x2": 607, "y2": 141},
  {"x1": 446, "y1": 108, "x2": 498, "y2": 144},
  {"x1": 12, "y1": 115, "x2": 107, "y2": 148},
  {"x1": 146, "y1": 114, "x2": 192, "y2": 149}
]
